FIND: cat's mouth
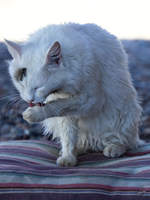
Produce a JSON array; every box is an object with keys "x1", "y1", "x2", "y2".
[
  {"x1": 29, "y1": 102, "x2": 45, "y2": 107},
  {"x1": 29, "y1": 89, "x2": 59, "y2": 107}
]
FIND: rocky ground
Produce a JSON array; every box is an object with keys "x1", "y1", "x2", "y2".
[{"x1": 0, "y1": 40, "x2": 150, "y2": 141}]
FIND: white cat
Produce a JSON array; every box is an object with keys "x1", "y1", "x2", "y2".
[{"x1": 5, "y1": 23, "x2": 142, "y2": 167}]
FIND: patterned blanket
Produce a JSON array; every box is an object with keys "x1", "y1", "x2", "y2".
[{"x1": 0, "y1": 139, "x2": 150, "y2": 200}]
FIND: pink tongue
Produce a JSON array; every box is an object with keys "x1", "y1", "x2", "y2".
[{"x1": 29, "y1": 102, "x2": 35, "y2": 107}]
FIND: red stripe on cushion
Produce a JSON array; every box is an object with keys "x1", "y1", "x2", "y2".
[{"x1": 0, "y1": 183, "x2": 149, "y2": 192}]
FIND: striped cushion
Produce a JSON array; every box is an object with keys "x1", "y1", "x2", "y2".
[{"x1": 0, "y1": 140, "x2": 150, "y2": 200}]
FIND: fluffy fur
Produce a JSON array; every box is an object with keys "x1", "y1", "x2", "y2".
[{"x1": 5, "y1": 23, "x2": 142, "y2": 166}]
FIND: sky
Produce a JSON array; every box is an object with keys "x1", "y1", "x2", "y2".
[{"x1": 0, "y1": 0, "x2": 150, "y2": 41}]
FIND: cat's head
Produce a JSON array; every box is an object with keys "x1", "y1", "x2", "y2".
[{"x1": 5, "y1": 40, "x2": 65, "y2": 105}]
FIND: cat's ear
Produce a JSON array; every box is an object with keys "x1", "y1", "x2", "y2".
[
  {"x1": 46, "y1": 41, "x2": 62, "y2": 65},
  {"x1": 4, "y1": 39, "x2": 22, "y2": 60}
]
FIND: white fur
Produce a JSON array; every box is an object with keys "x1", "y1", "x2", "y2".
[{"x1": 6, "y1": 23, "x2": 142, "y2": 166}]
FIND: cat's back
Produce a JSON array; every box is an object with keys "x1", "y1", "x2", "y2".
[
  {"x1": 28, "y1": 23, "x2": 87, "y2": 44},
  {"x1": 28, "y1": 23, "x2": 118, "y2": 49},
  {"x1": 27, "y1": 23, "x2": 125, "y2": 73}
]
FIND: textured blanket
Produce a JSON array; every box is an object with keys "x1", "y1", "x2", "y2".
[{"x1": 0, "y1": 139, "x2": 149, "y2": 200}]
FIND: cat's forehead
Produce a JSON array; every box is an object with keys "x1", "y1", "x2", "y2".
[
  {"x1": 23, "y1": 48, "x2": 46, "y2": 67},
  {"x1": 12, "y1": 49, "x2": 45, "y2": 70}
]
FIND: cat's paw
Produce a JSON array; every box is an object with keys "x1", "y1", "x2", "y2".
[
  {"x1": 22, "y1": 106, "x2": 45, "y2": 123},
  {"x1": 103, "y1": 144, "x2": 126, "y2": 158},
  {"x1": 56, "y1": 154, "x2": 77, "y2": 167}
]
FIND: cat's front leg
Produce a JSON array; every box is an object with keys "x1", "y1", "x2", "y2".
[
  {"x1": 23, "y1": 95, "x2": 84, "y2": 124},
  {"x1": 39, "y1": 94, "x2": 99, "y2": 119},
  {"x1": 23, "y1": 106, "x2": 45, "y2": 123},
  {"x1": 22, "y1": 94, "x2": 98, "y2": 123},
  {"x1": 56, "y1": 117, "x2": 78, "y2": 167}
]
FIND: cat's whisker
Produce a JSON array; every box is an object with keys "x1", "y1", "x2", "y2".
[
  {"x1": 0, "y1": 94, "x2": 18, "y2": 101},
  {"x1": 5, "y1": 99, "x2": 19, "y2": 108},
  {"x1": 2, "y1": 94, "x2": 22, "y2": 109}
]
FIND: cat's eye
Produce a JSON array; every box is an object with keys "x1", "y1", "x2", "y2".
[{"x1": 20, "y1": 68, "x2": 27, "y2": 81}]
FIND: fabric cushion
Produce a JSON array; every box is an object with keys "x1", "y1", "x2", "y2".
[{"x1": 0, "y1": 139, "x2": 150, "y2": 200}]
